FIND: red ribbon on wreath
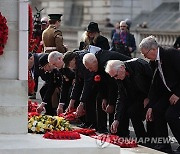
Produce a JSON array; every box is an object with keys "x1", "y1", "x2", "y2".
[
  {"x1": 91, "y1": 134, "x2": 138, "y2": 148},
  {"x1": 58, "y1": 109, "x2": 77, "y2": 121},
  {"x1": 73, "y1": 128, "x2": 96, "y2": 136},
  {"x1": 0, "y1": 12, "x2": 8, "y2": 55},
  {"x1": 43, "y1": 131, "x2": 81, "y2": 140}
]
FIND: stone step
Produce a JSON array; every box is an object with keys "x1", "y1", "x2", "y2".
[
  {"x1": 0, "y1": 134, "x2": 119, "y2": 154},
  {"x1": 0, "y1": 133, "x2": 166, "y2": 154}
]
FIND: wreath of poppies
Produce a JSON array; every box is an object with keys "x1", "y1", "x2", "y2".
[{"x1": 0, "y1": 12, "x2": 8, "y2": 55}]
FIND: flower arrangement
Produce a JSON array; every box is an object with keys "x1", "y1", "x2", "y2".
[
  {"x1": 28, "y1": 115, "x2": 72, "y2": 133},
  {"x1": 28, "y1": 100, "x2": 38, "y2": 112},
  {"x1": 0, "y1": 12, "x2": 8, "y2": 55},
  {"x1": 92, "y1": 134, "x2": 138, "y2": 148},
  {"x1": 43, "y1": 130, "x2": 81, "y2": 140},
  {"x1": 58, "y1": 109, "x2": 77, "y2": 121},
  {"x1": 28, "y1": 70, "x2": 35, "y2": 95},
  {"x1": 28, "y1": 100, "x2": 39, "y2": 120},
  {"x1": 73, "y1": 128, "x2": 96, "y2": 136}
]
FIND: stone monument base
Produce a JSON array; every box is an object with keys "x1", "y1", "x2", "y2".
[{"x1": 0, "y1": 134, "x2": 165, "y2": 154}]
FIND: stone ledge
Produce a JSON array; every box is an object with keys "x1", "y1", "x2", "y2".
[
  {"x1": 0, "y1": 134, "x2": 166, "y2": 154},
  {"x1": 0, "y1": 134, "x2": 120, "y2": 154}
]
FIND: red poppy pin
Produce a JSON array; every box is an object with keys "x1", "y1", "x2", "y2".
[{"x1": 94, "y1": 75, "x2": 101, "y2": 82}]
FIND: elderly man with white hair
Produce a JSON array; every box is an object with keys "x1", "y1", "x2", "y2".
[
  {"x1": 83, "y1": 50, "x2": 131, "y2": 137},
  {"x1": 105, "y1": 58, "x2": 153, "y2": 144},
  {"x1": 111, "y1": 20, "x2": 136, "y2": 57}
]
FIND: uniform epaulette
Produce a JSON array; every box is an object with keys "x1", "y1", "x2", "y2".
[{"x1": 54, "y1": 29, "x2": 61, "y2": 32}]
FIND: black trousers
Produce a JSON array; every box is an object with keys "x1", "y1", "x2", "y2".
[
  {"x1": 166, "y1": 99, "x2": 180, "y2": 144},
  {"x1": 83, "y1": 86, "x2": 98, "y2": 129},
  {"x1": 96, "y1": 94, "x2": 107, "y2": 131},
  {"x1": 152, "y1": 94, "x2": 170, "y2": 144},
  {"x1": 40, "y1": 83, "x2": 56, "y2": 116},
  {"x1": 127, "y1": 100, "x2": 147, "y2": 139}
]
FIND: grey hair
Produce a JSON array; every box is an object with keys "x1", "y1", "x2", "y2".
[
  {"x1": 139, "y1": 35, "x2": 158, "y2": 50},
  {"x1": 82, "y1": 53, "x2": 97, "y2": 65},
  {"x1": 105, "y1": 60, "x2": 125, "y2": 74},
  {"x1": 48, "y1": 51, "x2": 63, "y2": 62}
]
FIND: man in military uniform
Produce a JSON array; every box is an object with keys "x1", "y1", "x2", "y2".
[
  {"x1": 42, "y1": 14, "x2": 67, "y2": 53},
  {"x1": 36, "y1": 54, "x2": 62, "y2": 115}
]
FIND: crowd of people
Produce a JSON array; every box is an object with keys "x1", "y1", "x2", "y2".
[{"x1": 28, "y1": 13, "x2": 180, "y2": 154}]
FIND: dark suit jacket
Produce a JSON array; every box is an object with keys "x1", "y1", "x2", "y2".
[
  {"x1": 70, "y1": 51, "x2": 95, "y2": 103},
  {"x1": 148, "y1": 47, "x2": 180, "y2": 107},
  {"x1": 114, "y1": 58, "x2": 153, "y2": 121},
  {"x1": 174, "y1": 36, "x2": 180, "y2": 49},
  {"x1": 32, "y1": 53, "x2": 44, "y2": 78},
  {"x1": 40, "y1": 68, "x2": 62, "y2": 104},
  {"x1": 95, "y1": 50, "x2": 131, "y2": 104}
]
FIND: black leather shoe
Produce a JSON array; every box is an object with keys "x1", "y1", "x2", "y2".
[
  {"x1": 154, "y1": 144, "x2": 172, "y2": 153},
  {"x1": 173, "y1": 146, "x2": 180, "y2": 154},
  {"x1": 97, "y1": 128, "x2": 109, "y2": 134}
]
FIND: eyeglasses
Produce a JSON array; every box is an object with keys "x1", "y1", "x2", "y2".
[
  {"x1": 120, "y1": 26, "x2": 127, "y2": 27},
  {"x1": 142, "y1": 49, "x2": 151, "y2": 57},
  {"x1": 112, "y1": 68, "x2": 119, "y2": 78}
]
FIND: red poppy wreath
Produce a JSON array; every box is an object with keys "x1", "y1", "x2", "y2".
[{"x1": 0, "y1": 12, "x2": 8, "y2": 55}]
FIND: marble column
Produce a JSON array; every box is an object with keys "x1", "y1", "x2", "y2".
[{"x1": 0, "y1": 0, "x2": 28, "y2": 134}]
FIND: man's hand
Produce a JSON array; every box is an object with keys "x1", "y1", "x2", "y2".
[
  {"x1": 76, "y1": 102, "x2": 85, "y2": 117},
  {"x1": 66, "y1": 99, "x2": 75, "y2": 113},
  {"x1": 169, "y1": 94, "x2": 179, "y2": 105},
  {"x1": 128, "y1": 47, "x2": 133, "y2": 52},
  {"x1": 57, "y1": 103, "x2": 64, "y2": 115},
  {"x1": 102, "y1": 99, "x2": 107, "y2": 111},
  {"x1": 106, "y1": 105, "x2": 114, "y2": 113},
  {"x1": 146, "y1": 108, "x2": 153, "y2": 122},
  {"x1": 36, "y1": 102, "x2": 45, "y2": 114},
  {"x1": 111, "y1": 120, "x2": 119, "y2": 134},
  {"x1": 143, "y1": 98, "x2": 149, "y2": 108}
]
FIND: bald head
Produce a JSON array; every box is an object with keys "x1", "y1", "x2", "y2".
[{"x1": 83, "y1": 53, "x2": 98, "y2": 72}]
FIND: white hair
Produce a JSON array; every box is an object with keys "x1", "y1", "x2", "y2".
[
  {"x1": 120, "y1": 20, "x2": 127, "y2": 27},
  {"x1": 41, "y1": 17, "x2": 48, "y2": 22},
  {"x1": 82, "y1": 53, "x2": 97, "y2": 65},
  {"x1": 105, "y1": 60, "x2": 125, "y2": 74},
  {"x1": 48, "y1": 51, "x2": 63, "y2": 62}
]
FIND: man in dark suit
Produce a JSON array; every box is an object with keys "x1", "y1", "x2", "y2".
[
  {"x1": 104, "y1": 59, "x2": 153, "y2": 143},
  {"x1": 139, "y1": 35, "x2": 180, "y2": 153},
  {"x1": 48, "y1": 51, "x2": 75, "y2": 115},
  {"x1": 36, "y1": 54, "x2": 62, "y2": 116},
  {"x1": 28, "y1": 52, "x2": 44, "y2": 99},
  {"x1": 82, "y1": 50, "x2": 131, "y2": 136},
  {"x1": 63, "y1": 50, "x2": 98, "y2": 129}
]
